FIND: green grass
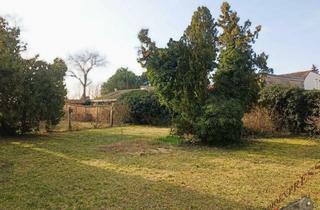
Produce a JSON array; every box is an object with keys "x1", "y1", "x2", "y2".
[
  {"x1": 157, "y1": 135, "x2": 183, "y2": 145},
  {"x1": 1, "y1": 126, "x2": 320, "y2": 209}
]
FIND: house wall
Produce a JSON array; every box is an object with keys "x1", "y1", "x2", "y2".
[{"x1": 304, "y1": 72, "x2": 320, "y2": 90}]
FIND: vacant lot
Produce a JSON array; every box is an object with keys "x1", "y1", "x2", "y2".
[{"x1": 1, "y1": 126, "x2": 320, "y2": 209}]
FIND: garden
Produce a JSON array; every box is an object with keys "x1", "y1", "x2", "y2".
[{"x1": 1, "y1": 126, "x2": 320, "y2": 209}]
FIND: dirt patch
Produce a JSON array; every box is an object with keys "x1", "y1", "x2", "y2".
[{"x1": 99, "y1": 141, "x2": 172, "y2": 155}]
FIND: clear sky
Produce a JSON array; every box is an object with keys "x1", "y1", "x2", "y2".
[{"x1": 0, "y1": 0, "x2": 319, "y2": 98}]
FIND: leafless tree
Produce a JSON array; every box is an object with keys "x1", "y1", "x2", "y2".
[
  {"x1": 68, "y1": 50, "x2": 106, "y2": 99},
  {"x1": 88, "y1": 83, "x2": 102, "y2": 99}
]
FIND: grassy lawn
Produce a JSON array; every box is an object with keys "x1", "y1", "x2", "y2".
[{"x1": 1, "y1": 126, "x2": 320, "y2": 209}]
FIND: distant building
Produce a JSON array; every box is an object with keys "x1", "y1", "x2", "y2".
[{"x1": 265, "y1": 70, "x2": 320, "y2": 90}]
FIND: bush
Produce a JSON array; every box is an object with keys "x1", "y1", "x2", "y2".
[
  {"x1": 259, "y1": 85, "x2": 320, "y2": 135},
  {"x1": 118, "y1": 90, "x2": 171, "y2": 125},
  {"x1": 304, "y1": 90, "x2": 320, "y2": 135},
  {"x1": 242, "y1": 106, "x2": 276, "y2": 135},
  {"x1": 0, "y1": 18, "x2": 67, "y2": 135},
  {"x1": 112, "y1": 103, "x2": 130, "y2": 126},
  {"x1": 196, "y1": 97, "x2": 244, "y2": 145}
]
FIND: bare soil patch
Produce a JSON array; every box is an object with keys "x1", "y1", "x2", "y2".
[{"x1": 99, "y1": 141, "x2": 172, "y2": 155}]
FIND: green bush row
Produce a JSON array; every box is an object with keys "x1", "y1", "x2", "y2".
[
  {"x1": 259, "y1": 85, "x2": 320, "y2": 135},
  {"x1": 118, "y1": 90, "x2": 171, "y2": 126}
]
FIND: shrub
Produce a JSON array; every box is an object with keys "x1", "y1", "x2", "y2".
[
  {"x1": 304, "y1": 90, "x2": 320, "y2": 135},
  {"x1": 259, "y1": 85, "x2": 320, "y2": 135},
  {"x1": 0, "y1": 17, "x2": 67, "y2": 135},
  {"x1": 118, "y1": 90, "x2": 171, "y2": 125},
  {"x1": 196, "y1": 97, "x2": 244, "y2": 145},
  {"x1": 112, "y1": 103, "x2": 130, "y2": 126},
  {"x1": 242, "y1": 106, "x2": 276, "y2": 135}
]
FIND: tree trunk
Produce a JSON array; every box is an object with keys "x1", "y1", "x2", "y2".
[
  {"x1": 82, "y1": 74, "x2": 87, "y2": 99},
  {"x1": 82, "y1": 84, "x2": 86, "y2": 99}
]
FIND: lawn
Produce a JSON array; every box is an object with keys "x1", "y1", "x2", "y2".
[{"x1": 1, "y1": 126, "x2": 320, "y2": 210}]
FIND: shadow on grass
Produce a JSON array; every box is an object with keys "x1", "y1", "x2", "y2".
[
  {"x1": 161, "y1": 136, "x2": 320, "y2": 163},
  {"x1": 3, "y1": 128, "x2": 320, "y2": 162},
  {"x1": 1, "y1": 143, "x2": 260, "y2": 210},
  {"x1": 244, "y1": 140, "x2": 320, "y2": 160}
]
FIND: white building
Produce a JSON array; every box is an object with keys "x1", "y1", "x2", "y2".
[{"x1": 265, "y1": 70, "x2": 320, "y2": 90}]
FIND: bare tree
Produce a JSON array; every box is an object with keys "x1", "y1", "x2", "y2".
[
  {"x1": 88, "y1": 83, "x2": 102, "y2": 99},
  {"x1": 68, "y1": 50, "x2": 106, "y2": 99}
]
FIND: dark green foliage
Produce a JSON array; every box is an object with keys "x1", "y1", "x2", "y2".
[
  {"x1": 304, "y1": 90, "x2": 320, "y2": 134},
  {"x1": 118, "y1": 90, "x2": 171, "y2": 125},
  {"x1": 3, "y1": 57, "x2": 67, "y2": 134},
  {"x1": 138, "y1": 6, "x2": 217, "y2": 135},
  {"x1": 138, "y1": 72, "x2": 149, "y2": 86},
  {"x1": 214, "y1": 2, "x2": 273, "y2": 111},
  {"x1": 18, "y1": 58, "x2": 67, "y2": 132},
  {"x1": 0, "y1": 17, "x2": 67, "y2": 135},
  {"x1": 0, "y1": 17, "x2": 25, "y2": 135},
  {"x1": 311, "y1": 64, "x2": 319, "y2": 74},
  {"x1": 101, "y1": 67, "x2": 146, "y2": 95},
  {"x1": 138, "y1": 3, "x2": 271, "y2": 145},
  {"x1": 83, "y1": 99, "x2": 92, "y2": 106},
  {"x1": 196, "y1": 97, "x2": 244, "y2": 145},
  {"x1": 183, "y1": 6, "x2": 218, "y2": 105},
  {"x1": 259, "y1": 85, "x2": 320, "y2": 134}
]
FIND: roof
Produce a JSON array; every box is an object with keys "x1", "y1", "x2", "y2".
[
  {"x1": 91, "y1": 99, "x2": 117, "y2": 103},
  {"x1": 265, "y1": 74, "x2": 305, "y2": 88},
  {"x1": 100, "y1": 89, "x2": 140, "y2": 99},
  {"x1": 279, "y1": 70, "x2": 313, "y2": 79},
  {"x1": 100, "y1": 86, "x2": 155, "y2": 100},
  {"x1": 265, "y1": 70, "x2": 320, "y2": 89}
]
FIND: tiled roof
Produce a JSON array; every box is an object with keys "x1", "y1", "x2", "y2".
[{"x1": 279, "y1": 70, "x2": 312, "y2": 79}]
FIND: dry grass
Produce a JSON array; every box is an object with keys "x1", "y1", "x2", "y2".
[
  {"x1": 243, "y1": 106, "x2": 276, "y2": 134},
  {"x1": 1, "y1": 126, "x2": 320, "y2": 209},
  {"x1": 99, "y1": 140, "x2": 172, "y2": 155}
]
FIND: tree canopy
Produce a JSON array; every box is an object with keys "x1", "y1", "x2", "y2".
[
  {"x1": 68, "y1": 50, "x2": 106, "y2": 99},
  {"x1": 0, "y1": 17, "x2": 67, "y2": 135},
  {"x1": 214, "y1": 2, "x2": 273, "y2": 111},
  {"x1": 138, "y1": 3, "x2": 272, "y2": 144},
  {"x1": 101, "y1": 67, "x2": 147, "y2": 95},
  {"x1": 138, "y1": 6, "x2": 218, "y2": 134}
]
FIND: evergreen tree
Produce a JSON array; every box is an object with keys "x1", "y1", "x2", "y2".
[
  {"x1": 101, "y1": 67, "x2": 141, "y2": 95},
  {"x1": 0, "y1": 16, "x2": 67, "y2": 135},
  {"x1": 214, "y1": 2, "x2": 272, "y2": 111},
  {"x1": 138, "y1": 72, "x2": 149, "y2": 86},
  {"x1": 0, "y1": 17, "x2": 25, "y2": 135},
  {"x1": 138, "y1": 7, "x2": 218, "y2": 134},
  {"x1": 18, "y1": 57, "x2": 67, "y2": 133},
  {"x1": 183, "y1": 6, "x2": 218, "y2": 106},
  {"x1": 138, "y1": 3, "x2": 272, "y2": 144},
  {"x1": 311, "y1": 64, "x2": 319, "y2": 74}
]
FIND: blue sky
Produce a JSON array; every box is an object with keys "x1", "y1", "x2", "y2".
[{"x1": 0, "y1": 0, "x2": 319, "y2": 97}]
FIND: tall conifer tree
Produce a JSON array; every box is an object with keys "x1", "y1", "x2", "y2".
[
  {"x1": 138, "y1": 6, "x2": 218, "y2": 134},
  {"x1": 214, "y1": 2, "x2": 271, "y2": 110}
]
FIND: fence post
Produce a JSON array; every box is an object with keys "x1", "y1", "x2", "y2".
[
  {"x1": 68, "y1": 106, "x2": 72, "y2": 131},
  {"x1": 110, "y1": 103, "x2": 114, "y2": 127},
  {"x1": 96, "y1": 106, "x2": 99, "y2": 127}
]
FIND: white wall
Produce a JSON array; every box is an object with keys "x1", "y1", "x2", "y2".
[{"x1": 304, "y1": 72, "x2": 320, "y2": 90}]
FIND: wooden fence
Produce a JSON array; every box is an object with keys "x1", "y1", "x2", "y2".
[{"x1": 61, "y1": 103, "x2": 128, "y2": 131}]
